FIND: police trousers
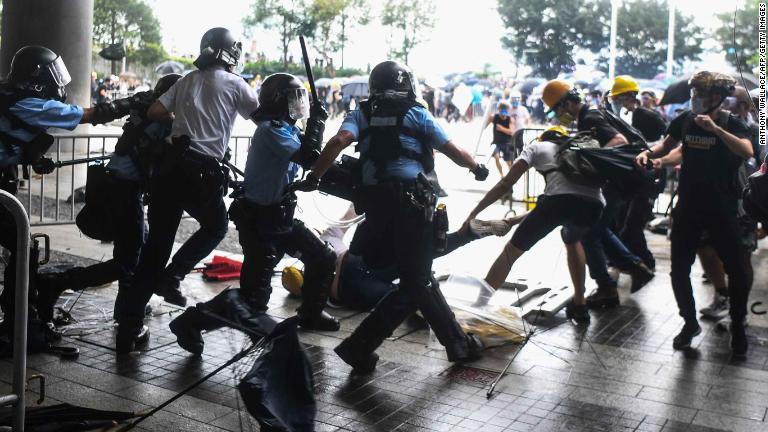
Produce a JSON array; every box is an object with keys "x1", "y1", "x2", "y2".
[
  {"x1": 116, "y1": 153, "x2": 228, "y2": 327},
  {"x1": 229, "y1": 196, "x2": 336, "y2": 317},
  {"x1": 344, "y1": 180, "x2": 470, "y2": 356},
  {"x1": 670, "y1": 203, "x2": 753, "y2": 324}
]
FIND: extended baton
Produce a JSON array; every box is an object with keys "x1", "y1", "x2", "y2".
[
  {"x1": 299, "y1": 35, "x2": 318, "y2": 104},
  {"x1": 53, "y1": 155, "x2": 112, "y2": 168}
]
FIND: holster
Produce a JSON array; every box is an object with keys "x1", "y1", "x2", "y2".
[{"x1": 230, "y1": 194, "x2": 297, "y2": 235}]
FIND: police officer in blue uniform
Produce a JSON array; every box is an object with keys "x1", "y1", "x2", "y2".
[
  {"x1": 295, "y1": 61, "x2": 489, "y2": 373},
  {"x1": 35, "y1": 74, "x2": 182, "y2": 326},
  {"x1": 167, "y1": 73, "x2": 338, "y2": 355},
  {"x1": 113, "y1": 28, "x2": 259, "y2": 353},
  {"x1": 0, "y1": 45, "x2": 143, "y2": 340}
]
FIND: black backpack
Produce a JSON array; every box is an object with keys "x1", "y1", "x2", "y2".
[
  {"x1": 542, "y1": 130, "x2": 654, "y2": 194},
  {"x1": 75, "y1": 163, "x2": 116, "y2": 241},
  {"x1": 597, "y1": 107, "x2": 648, "y2": 148}
]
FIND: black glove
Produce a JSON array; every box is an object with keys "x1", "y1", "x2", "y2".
[
  {"x1": 90, "y1": 98, "x2": 132, "y2": 125},
  {"x1": 129, "y1": 91, "x2": 156, "y2": 112},
  {"x1": 32, "y1": 157, "x2": 55, "y2": 175},
  {"x1": 471, "y1": 163, "x2": 489, "y2": 181},
  {"x1": 288, "y1": 173, "x2": 320, "y2": 194}
]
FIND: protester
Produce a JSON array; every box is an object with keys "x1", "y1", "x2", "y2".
[
  {"x1": 112, "y1": 28, "x2": 259, "y2": 353},
  {"x1": 542, "y1": 79, "x2": 654, "y2": 310},
  {"x1": 487, "y1": 100, "x2": 514, "y2": 176},
  {"x1": 609, "y1": 75, "x2": 668, "y2": 271},
  {"x1": 636, "y1": 71, "x2": 753, "y2": 358},
  {"x1": 464, "y1": 126, "x2": 604, "y2": 324},
  {"x1": 294, "y1": 60, "x2": 489, "y2": 374}
]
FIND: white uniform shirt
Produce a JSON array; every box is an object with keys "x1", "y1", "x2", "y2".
[
  {"x1": 158, "y1": 66, "x2": 259, "y2": 160},
  {"x1": 516, "y1": 140, "x2": 605, "y2": 205}
]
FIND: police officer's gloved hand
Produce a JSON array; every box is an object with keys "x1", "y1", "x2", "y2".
[
  {"x1": 471, "y1": 163, "x2": 489, "y2": 181},
  {"x1": 90, "y1": 98, "x2": 133, "y2": 125},
  {"x1": 32, "y1": 157, "x2": 56, "y2": 175},
  {"x1": 129, "y1": 91, "x2": 156, "y2": 112},
  {"x1": 303, "y1": 104, "x2": 328, "y2": 152},
  {"x1": 289, "y1": 173, "x2": 320, "y2": 193}
]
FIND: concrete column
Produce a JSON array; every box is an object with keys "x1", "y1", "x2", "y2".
[{"x1": 1, "y1": 0, "x2": 94, "y2": 109}]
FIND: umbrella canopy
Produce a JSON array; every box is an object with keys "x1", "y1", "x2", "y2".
[
  {"x1": 154, "y1": 60, "x2": 184, "y2": 76},
  {"x1": 314, "y1": 77, "x2": 333, "y2": 88},
  {"x1": 0, "y1": 403, "x2": 138, "y2": 430},
  {"x1": 341, "y1": 81, "x2": 369, "y2": 98},
  {"x1": 660, "y1": 73, "x2": 760, "y2": 105},
  {"x1": 517, "y1": 78, "x2": 544, "y2": 94}
]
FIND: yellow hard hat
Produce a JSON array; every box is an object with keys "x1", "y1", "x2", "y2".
[
  {"x1": 538, "y1": 125, "x2": 569, "y2": 142},
  {"x1": 281, "y1": 266, "x2": 303, "y2": 297},
  {"x1": 541, "y1": 80, "x2": 573, "y2": 111},
  {"x1": 611, "y1": 75, "x2": 640, "y2": 97}
]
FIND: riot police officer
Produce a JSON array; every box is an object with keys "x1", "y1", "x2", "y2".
[
  {"x1": 168, "y1": 73, "x2": 338, "y2": 355},
  {"x1": 0, "y1": 45, "x2": 143, "y2": 342},
  {"x1": 35, "y1": 74, "x2": 182, "y2": 326},
  {"x1": 114, "y1": 28, "x2": 259, "y2": 353},
  {"x1": 295, "y1": 60, "x2": 489, "y2": 373}
]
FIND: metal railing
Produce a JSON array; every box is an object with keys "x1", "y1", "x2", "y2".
[
  {"x1": 0, "y1": 190, "x2": 30, "y2": 432},
  {"x1": 16, "y1": 134, "x2": 252, "y2": 227}
]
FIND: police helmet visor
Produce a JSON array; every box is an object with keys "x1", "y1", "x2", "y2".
[
  {"x1": 46, "y1": 56, "x2": 71, "y2": 87},
  {"x1": 286, "y1": 87, "x2": 310, "y2": 120}
]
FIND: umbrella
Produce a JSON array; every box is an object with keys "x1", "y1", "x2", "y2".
[
  {"x1": 239, "y1": 317, "x2": 316, "y2": 432},
  {"x1": 341, "y1": 81, "x2": 368, "y2": 99},
  {"x1": 314, "y1": 77, "x2": 333, "y2": 88},
  {"x1": 0, "y1": 403, "x2": 138, "y2": 431},
  {"x1": 517, "y1": 78, "x2": 544, "y2": 95},
  {"x1": 154, "y1": 60, "x2": 184, "y2": 76},
  {"x1": 660, "y1": 73, "x2": 760, "y2": 105}
]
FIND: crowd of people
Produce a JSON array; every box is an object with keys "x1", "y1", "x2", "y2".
[{"x1": 0, "y1": 25, "x2": 765, "y2": 379}]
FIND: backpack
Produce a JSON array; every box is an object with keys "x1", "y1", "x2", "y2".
[
  {"x1": 542, "y1": 131, "x2": 654, "y2": 194},
  {"x1": 75, "y1": 163, "x2": 116, "y2": 241},
  {"x1": 597, "y1": 107, "x2": 648, "y2": 148},
  {"x1": 743, "y1": 162, "x2": 768, "y2": 225}
]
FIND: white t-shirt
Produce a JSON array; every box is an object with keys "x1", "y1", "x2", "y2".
[
  {"x1": 158, "y1": 66, "x2": 259, "y2": 160},
  {"x1": 516, "y1": 141, "x2": 605, "y2": 205},
  {"x1": 509, "y1": 105, "x2": 530, "y2": 130}
]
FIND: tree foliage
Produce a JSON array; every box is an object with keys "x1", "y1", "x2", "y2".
[
  {"x1": 715, "y1": 0, "x2": 759, "y2": 72},
  {"x1": 93, "y1": 0, "x2": 166, "y2": 66},
  {"x1": 243, "y1": 0, "x2": 316, "y2": 66},
  {"x1": 312, "y1": 0, "x2": 370, "y2": 69},
  {"x1": 497, "y1": 0, "x2": 702, "y2": 79},
  {"x1": 609, "y1": 0, "x2": 703, "y2": 78},
  {"x1": 381, "y1": 0, "x2": 436, "y2": 64}
]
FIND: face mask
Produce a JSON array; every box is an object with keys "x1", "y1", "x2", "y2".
[
  {"x1": 690, "y1": 96, "x2": 707, "y2": 115},
  {"x1": 499, "y1": 109, "x2": 509, "y2": 116},
  {"x1": 511, "y1": 100, "x2": 520, "y2": 108},
  {"x1": 557, "y1": 112, "x2": 574, "y2": 127},
  {"x1": 611, "y1": 101, "x2": 623, "y2": 115}
]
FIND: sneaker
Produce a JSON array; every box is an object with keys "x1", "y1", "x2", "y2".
[
  {"x1": 565, "y1": 302, "x2": 591, "y2": 325},
  {"x1": 469, "y1": 219, "x2": 512, "y2": 238},
  {"x1": 169, "y1": 311, "x2": 204, "y2": 355},
  {"x1": 700, "y1": 295, "x2": 729, "y2": 320},
  {"x1": 629, "y1": 262, "x2": 654, "y2": 293},
  {"x1": 586, "y1": 283, "x2": 620, "y2": 309},
  {"x1": 116, "y1": 324, "x2": 150, "y2": 354},
  {"x1": 730, "y1": 322, "x2": 748, "y2": 360},
  {"x1": 672, "y1": 322, "x2": 701, "y2": 350}
]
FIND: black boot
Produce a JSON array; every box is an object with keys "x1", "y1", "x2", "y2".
[
  {"x1": 446, "y1": 333, "x2": 484, "y2": 363},
  {"x1": 116, "y1": 321, "x2": 150, "y2": 354},
  {"x1": 672, "y1": 321, "x2": 701, "y2": 350},
  {"x1": 586, "y1": 281, "x2": 620, "y2": 309},
  {"x1": 334, "y1": 337, "x2": 379, "y2": 374},
  {"x1": 155, "y1": 276, "x2": 187, "y2": 307},
  {"x1": 35, "y1": 272, "x2": 72, "y2": 323},
  {"x1": 730, "y1": 321, "x2": 748, "y2": 360},
  {"x1": 297, "y1": 309, "x2": 340, "y2": 331},
  {"x1": 169, "y1": 307, "x2": 210, "y2": 355},
  {"x1": 628, "y1": 262, "x2": 654, "y2": 293}
]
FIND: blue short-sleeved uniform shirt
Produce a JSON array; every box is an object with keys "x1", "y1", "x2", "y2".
[
  {"x1": 340, "y1": 104, "x2": 450, "y2": 185},
  {"x1": 0, "y1": 97, "x2": 83, "y2": 168},
  {"x1": 243, "y1": 120, "x2": 301, "y2": 205}
]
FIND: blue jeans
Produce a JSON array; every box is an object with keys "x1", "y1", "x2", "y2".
[{"x1": 582, "y1": 184, "x2": 641, "y2": 286}]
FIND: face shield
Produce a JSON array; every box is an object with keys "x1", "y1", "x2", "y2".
[
  {"x1": 286, "y1": 87, "x2": 310, "y2": 120},
  {"x1": 45, "y1": 56, "x2": 71, "y2": 87}
]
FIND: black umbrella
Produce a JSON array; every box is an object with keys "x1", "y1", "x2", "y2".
[
  {"x1": 0, "y1": 403, "x2": 138, "y2": 431},
  {"x1": 518, "y1": 78, "x2": 544, "y2": 95},
  {"x1": 660, "y1": 73, "x2": 759, "y2": 105},
  {"x1": 154, "y1": 60, "x2": 184, "y2": 76},
  {"x1": 239, "y1": 317, "x2": 316, "y2": 432}
]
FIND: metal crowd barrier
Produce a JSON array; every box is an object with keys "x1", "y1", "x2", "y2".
[
  {"x1": 17, "y1": 133, "x2": 252, "y2": 227},
  {"x1": 0, "y1": 190, "x2": 31, "y2": 432}
]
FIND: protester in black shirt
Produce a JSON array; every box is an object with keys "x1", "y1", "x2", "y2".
[
  {"x1": 487, "y1": 100, "x2": 514, "y2": 176},
  {"x1": 610, "y1": 75, "x2": 668, "y2": 270},
  {"x1": 637, "y1": 72, "x2": 753, "y2": 359},
  {"x1": 542, "y1": 79, "x2": 654, "y2": 309}
]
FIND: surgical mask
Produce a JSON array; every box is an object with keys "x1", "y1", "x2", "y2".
[
  {"x1": 611, "y1": 101, "x2": 623, "y2": 115},
  {"x1": 690, "y1": 96, "x2": 707, "y2": 115},
  {"x1": 511, "y1": 100, "x2": 520, "y2": 108},
  {"x1": 499, "y1": 109, "x2": 509, "y2": 116}
]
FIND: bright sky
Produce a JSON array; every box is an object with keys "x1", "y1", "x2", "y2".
[{"x1": 149, "y1": 0, "x2": 744, "y2": 77}]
